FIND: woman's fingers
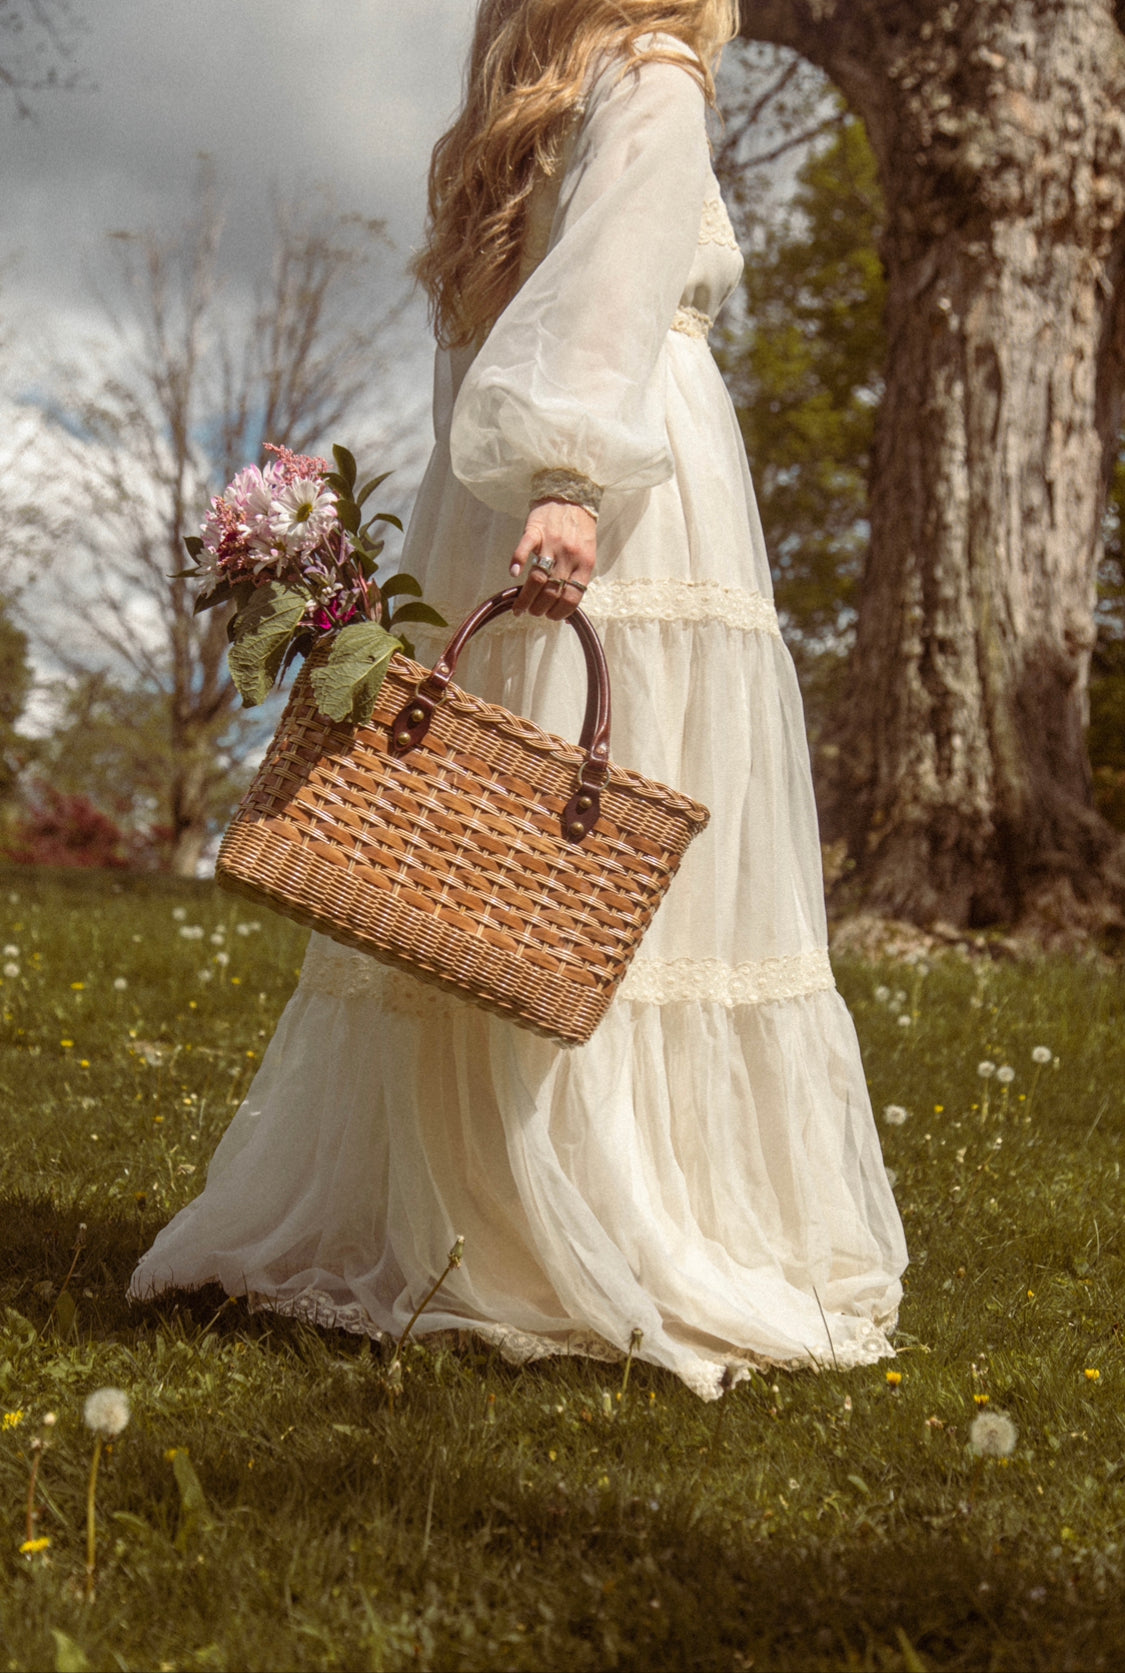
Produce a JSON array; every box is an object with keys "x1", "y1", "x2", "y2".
[{"x1": 510, "y1": 499, "x2": 595, "y2": 618}]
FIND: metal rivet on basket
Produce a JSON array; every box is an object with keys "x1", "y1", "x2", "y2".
[
  {"x1": 409, "y1": 706, "x2": 425, "y2": 724},
  {"x1": 395, "y1": 730, "x2": 412, "y2": 747},
  {"x1": 568, "y1": 821, "x2": 586, "y2": 840},
  {"x1": 576, "y1": 795, "x2": 593, "y2": 812}
]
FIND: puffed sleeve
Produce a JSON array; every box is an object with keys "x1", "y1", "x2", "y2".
[{"x1": 448, "y1": 50, "x2": 710, "y2": 518}]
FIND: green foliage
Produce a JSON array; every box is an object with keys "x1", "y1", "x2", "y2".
[
  {"x1": 309, "y1": 621, "x2": 403, "y2": 725},
  {"x1": 226, "y1": 585, "x2": 309, "y2": 709},
  {"x1": 35, "y1": 675, "x2": 172, "y2": 831},
  {"x1": 718, "y1": 113, "x2": 885, "y2": 729},
  {"x1": 0, "y1": 600, "x2": 34, "y2": 806},
  {"x1": 0, "y1": 868, "x2": 1123, "y2": 1670}
]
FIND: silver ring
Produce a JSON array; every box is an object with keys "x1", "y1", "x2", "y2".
[
  {"x1": 529, "y1": 553, "x2": 556, "y2": 576},
  {"x1": 561, "y1": 578, "x2": 588, "y2": 594}
]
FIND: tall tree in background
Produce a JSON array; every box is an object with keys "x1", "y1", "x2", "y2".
[
  {"x1": 0, "y1": 600, "x2": 33, "y2": 818},
  {"x1": 737, "y1": 0, "x2": 1125, "y2": 939},
  {"x1": 48, "y1": 180, "x2": 408, "y2": 876}
]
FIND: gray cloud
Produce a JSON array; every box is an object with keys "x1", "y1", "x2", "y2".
[{"x1": 3, "y1": 1, "x2": 476, "y2": 328}]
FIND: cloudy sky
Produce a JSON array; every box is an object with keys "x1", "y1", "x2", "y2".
[{"x1": 3, "y1": 0, "x2": 480, "y2": 444}]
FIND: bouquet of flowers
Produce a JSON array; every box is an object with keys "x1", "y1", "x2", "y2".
[{"x1": 180, "y1": 443, "x2": 445, "y2": 724}]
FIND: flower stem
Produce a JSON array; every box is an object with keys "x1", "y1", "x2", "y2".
[
  {"x1": 386, "y1": 1237, "x2": 465, "y2": 1403},
  {"x1": 85, "y1": 1437, "x2": 102, "y2": 1598},
  {"x1": 25, "y1": 1444, "x2": 42, "y2": 1545}
]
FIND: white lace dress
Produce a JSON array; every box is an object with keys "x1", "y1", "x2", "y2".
[{"x1": 130, "y1": 48, "x2": 908, "y2": 1399}]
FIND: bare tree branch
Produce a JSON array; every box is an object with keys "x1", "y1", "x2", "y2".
[{"x1": 35, "y1": 174, "x2": 412, "y2": 873}]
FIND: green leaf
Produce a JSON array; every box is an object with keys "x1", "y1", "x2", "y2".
[
  {"x1": 193, "y1": 580, "x2": 236, "y2": 615},
  {"x1": 376, "y1": 572, "x2": 423, "y2": 601},
  {"x1": 170, "y1": 1446, "x2": 211, "y2": 1554},
  {"x1": 309, "y1": 620, "x2": 402, "y2": 725},
  {"x1": 364, "y1": 511, "x2": 404, "y2": 533},
  {"x1": 53, "y1": 1290, "x2": 77, "y2": 1339},
  {"x1": 389, "y1": 600, "x2": 447, "y2": 630},
  {"x1": 51, "y1": 1631, "x2": 91, "y2": 1673},
  {"x1": 324, "y1": 472, "x2": 351, "y2": 497},
  {"x1": 332, "y1": 444, "x2": 358, "y2": 489},
  {"x1": 336, "y1": 498, "x2": 361, "y2": 535},
  {"x1": 355, "y1": 471, "x2": 392, "y2": 506},
  {"x1": 227, "y1": 584, "x2": 308, "y2": 707},
  {"x1": 183, "y1": 535, "x2": 204, "y2": 559}
]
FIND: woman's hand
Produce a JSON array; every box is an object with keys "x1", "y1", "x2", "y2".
[{"x1": 509, "y1": 498, "x2": 596, "y2": 619}]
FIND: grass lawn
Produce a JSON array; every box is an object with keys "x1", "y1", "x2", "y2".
[{"x1": 0, "y1": 865, "x2": 1122, "y2": 1673}]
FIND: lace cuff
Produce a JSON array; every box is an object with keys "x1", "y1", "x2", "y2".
[{"x1": 530, "y1": 468, "x2": 605, "y2": 520}]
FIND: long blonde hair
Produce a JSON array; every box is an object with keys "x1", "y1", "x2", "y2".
[{"x1": 415, "y1": 0, "x2": 739, "y2": 348}]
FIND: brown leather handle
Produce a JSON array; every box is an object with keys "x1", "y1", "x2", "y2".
[{"x1": 389, "y1": 587, "x2": 611, "y2": 843}]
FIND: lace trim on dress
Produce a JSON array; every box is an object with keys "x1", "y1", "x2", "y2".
[
  {"x1": 671, "y1": 304, "x2": 713, "y2": 341},
  {"x1": 414, "y1": 580, "x2": 782, "y2": 639},
  {"x1": 298, "y1": 942, "x2": 834, "y2": 1012},
  {"x1": 584, "y1": 578, "x2": 781, "y2": 635},
  {"x1": 618, "y1": 949, "x2": 836, "y2": 1006},
  {"x1": 530, "y1": 467, "x2": 605, "y2": 519},
  {"x1": 699, "y1": 195, "x2": 741, "y2": 253},
  {"x1": 243, "y1": 1288, "x2": 896, "y2": 1396}
]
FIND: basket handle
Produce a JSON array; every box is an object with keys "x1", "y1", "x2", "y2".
[{"x1": 388, "y1": 586, "x2": 611, "y2": 844}]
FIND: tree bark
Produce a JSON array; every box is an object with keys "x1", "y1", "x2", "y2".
[{"x1": 739, "y1": 0, "x2": 1125, "y2": 938}]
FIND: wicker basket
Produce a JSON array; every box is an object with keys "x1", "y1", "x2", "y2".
[{"x1": 216, "y1": 587, "x2": 710, "y2": 1044}]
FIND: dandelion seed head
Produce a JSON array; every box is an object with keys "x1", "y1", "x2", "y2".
[
  {"x1": 977, "y1": 1061, "x2": 996, "y2": 1079},
  {"x1": 179, "y1": 925, "x2": 204, "y2": 940},
  {"x1": 884, "y1": 1168, "x2": 897, "y2": 1188},
  {"x1": 969, "y1": 1410, "x2": 1017, "y2": 1457},
  {"x1": 3, "y1": 943, "x2": 19, "y2": 957},
  {"x1": 874, "y1": 985, "x2": 890, "y2": 1003},
  {"x1": 883, "y1": 1104, "x2": 908, "y2": 1126},
  {"x1": 113, "y1": 976, "x2": 128, "y2": 991},
  {"x1": 996, "y1": 1065, "x2": 1015, "y2": 1084},
  {"x1": 171, "y1": 906, "x2": 187, "y2": 921},
  {"x1": 209, "y1": 931, "x2": 225, "y2": 945},
  {"x1": 3, "y1": 962, "x2": 19, "y2": 978},
  {"x1": 214, "y1": 951, "x2": 230, "y2": 966},
  {"x1": 84, "y1": 1387, "x2": 131, "y2": 1438},
  {"x1": 897, "y1": 1013, "x2": 912, "y2": 1027},
  {"x1": 1032, "y1": 1045, "x2": 1052, "y2": 1065}
]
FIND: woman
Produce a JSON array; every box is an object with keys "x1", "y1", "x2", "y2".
[{"x1": 131, "y1": 0, "x2": 907, "y2": 1399}]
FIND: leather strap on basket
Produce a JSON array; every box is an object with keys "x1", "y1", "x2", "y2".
[{"x1": 389, "y1": 586, "x2": 611, "y2": 844}]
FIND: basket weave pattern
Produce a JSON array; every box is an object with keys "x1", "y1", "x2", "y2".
[{"x1": 217, "y1": 644, "x2": 709, "y2": 1045}]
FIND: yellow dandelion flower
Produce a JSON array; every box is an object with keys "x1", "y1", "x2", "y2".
[
  {"x1": 885, "y1": 1370, "x2": 903, "y2": 1386},
  {"x1": 1027, "y1": 1290, "x2": 1035, "y2": 1299},
  {"x1": 934, "y1": 1104, "x2": 944, "y2": 1113},
  {"x1": 71, "y1": 982, "x2": 85, "y2": 991},
  {"x1": 974, "y1": 1392, "x2": 990, "y2": 1406},
  {"x1": 1085, "y1": 1368, "x2": 1101, "y2": 1382},
  {"x1": 20, "y1": 1536, "x2": 50, "y2": 1554},
  {"x1": 79, "y1": 1060, "x2": 90, "y2": 1068},
  {"x1": 2, "y1": 1410, "x2": 24, "y2": 1430},
  {"x1": 165, "y1": 1448, "x2": 180, "y2": 1462},
  {"x1": 60, "y1": 1040, "x2": 74, "y2": 1049}
]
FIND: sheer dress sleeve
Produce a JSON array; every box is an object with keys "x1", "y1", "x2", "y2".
[{"x1": 449, "y1": 51, "x2": 711, "y2": 519}]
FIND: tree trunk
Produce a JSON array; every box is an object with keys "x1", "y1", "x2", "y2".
[{"x1": 740, "y1": 0, "x2": 1125, "y2": 938}]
